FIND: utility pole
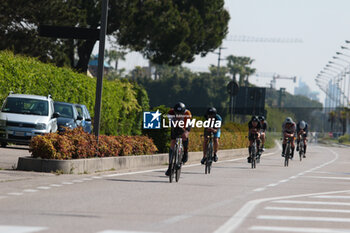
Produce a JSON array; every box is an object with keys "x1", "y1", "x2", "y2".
[
  {"x1": 93, "y1": 0, "x2": 109, "y2": 139},
  {"x1": 216, "y1": 47, "x2": 226, "y2": 77}
]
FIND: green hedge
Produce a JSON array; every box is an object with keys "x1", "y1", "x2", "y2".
[{"x1": 0, "y1": 51, "x2": 149, "y2": 135}]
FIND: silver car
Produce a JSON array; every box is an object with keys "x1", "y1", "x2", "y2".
[{"x1": 0, "y1": 93, "x2": 59, "y2": 147}]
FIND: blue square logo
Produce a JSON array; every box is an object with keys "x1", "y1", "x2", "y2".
[{"x1": 143, "y1": 110, "x2": 161, "y2": 129}]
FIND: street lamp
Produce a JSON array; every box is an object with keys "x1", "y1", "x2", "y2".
[
  {"x1": 333, "y1": 56, "x2": 350, "y2": 64},
  {"x1": 336, "y1": 52, "x2": 350, "y2": 59},
  {"x1": 328, "y1": 61, "x2": 346, "y2": 69}
]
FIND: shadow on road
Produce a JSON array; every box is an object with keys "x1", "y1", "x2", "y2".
[
  {"x1": 107, "y1": 178, "x2": 168, "y2": 184},
  {"x1": 1, "y1": 145, "x2": 29, "y2": 151}
]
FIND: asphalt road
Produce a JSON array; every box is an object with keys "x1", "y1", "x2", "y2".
[{"x1": 0, "y1": 143, "x2": 350, "y2": 233}]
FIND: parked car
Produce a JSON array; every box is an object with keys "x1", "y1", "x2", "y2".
[
  {"x1": 74, "y1": 104, "x2": 92, "y2": 133},
  {"x1": 54, "y1": 102, "x2": 83, "y2": 132},
  {"x1": 0, "y1": 93, "x2": 59, "y2": 147}
]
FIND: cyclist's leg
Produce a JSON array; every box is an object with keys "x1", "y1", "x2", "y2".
[
  {"x1": 282, "y1": 135, "x2": 287, "y2": 157},
  {"x1": 213, "y1": 129, "x2": 220, "y2": 162},
  {"x1": 296, "y1": 132, "x2": 300, "y2": 151},
  {"x1": 260, "y1": 132, "x2": 266, "y2": 150},
  {"x1": 248, "y1": 133, "x2": 253, "y2": 162},
  {"x1": 181, "y1": 127, "x2": 190, "y2": 164},
  {"x1": 291, "y1": 136, "x2": 295, "y2": 158},
  {"x1": 304, "y1": 133, "x2": 307, "y2": 155},
  {"x1": 201, "y1": 135, "x2": 208, "y2": 164},
  {"x1": 166, "y1": 128, "x2": 178, "y2": 176}
]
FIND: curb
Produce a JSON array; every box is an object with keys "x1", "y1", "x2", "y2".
[{"x1": 17, "y1": 148, "x2": 250, "y2": 174}]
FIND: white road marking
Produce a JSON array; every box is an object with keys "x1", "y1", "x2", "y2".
[
  {"x1": 250, "y1": 226, "x2": 350, "y2": 233},
  {"x1": 0, "y1": 225, "x2": 47, "y2": 233},
  {"x1": 253, "y1": 188, "x2": 266, "y2": 192},
  {"x1": 91, "y1": 176, "x2": 103, "y2": 179},
  {"x1": 61, "y1": 182, "x2": 73, "y2": 185},
  {"x1": 279, "y1": 179, "x2": 289, "y2": 183},
  {"x1": 258, "y1": 215, "x2": 350, "y2": 223},
  {"x1": 8, "y1": 193, "x2": 23, "y2": 196},
  {"x1": 49, "y1": 184, "x2": 62, "y2": 187},
  {"x1": 213, "y1": 145, "x2": 342, "y2": 233},
  {"x1": 311, "y1": 195, "x2": 350, "y2": 199},
  {"x1": 305, "y1": 176, "x2": 350, "y2": 180},
  {"x1": 97, "y1": 231, "x2": 159, "y2": 233},
  {"x1": 265, "y1": 206, "x2": 350, "y2": 213},
  {"x1": 103, "y1": 153, "x2": 276, "y2": 178},
  {"x1": 272, "y1": 200, "x2": 350, "y2": 206},
  {"x1": 82, "y1": 178, "x2": 93, "y2": 181},
  {"x1": 72, "y1": 180, "x2": 84, "y2": 183},
  {"x1": 267, "y1": 183, "x2": 278, "y2": 187},
  {"x1": 36, "y1": 186, "x2": 51, "y2": 190},
  {"x1": 23, "y1": 189, "x2": 38, "y2": 193}
]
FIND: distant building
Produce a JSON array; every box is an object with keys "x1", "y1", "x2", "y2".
[
  {"x1": 88, "y1": 55, "x2": 113, "y2": 77},
  {"x1": 294, "y1": 79, "x2": 320, "y2": 102}
]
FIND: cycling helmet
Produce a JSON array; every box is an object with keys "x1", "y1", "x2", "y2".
[
  {"x1": 251, "y1": 116, "x2": 259, "y2": 122},
  {"x1": 207, "y1": 107, "x2": 217, "y2": 116},
  {"x1": 299, "y1": 120, "x2": 306, "y2": 129},
  {"x1": 174, "y1": 102, "x2": 186, "y2": 114},
  {"x1": 258, "y1": 116, "x2": 265, "y2": 121},
  {"x1": 285, "y1": 117, "x2": 293, "y2": 124}
]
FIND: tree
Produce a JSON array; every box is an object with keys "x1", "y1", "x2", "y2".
[
  {"x1": 1, "y1": 0, "x2": 230, "y2": 73},
  {"x1": 0, "y1": 0, "x2": 83, "y2": 67},
  {"x1": 105, "y1": 49, "x2": 127, "y2": 71},
  {"x1": 226, "y1": 55, "x2": 256, "y2": 86}
]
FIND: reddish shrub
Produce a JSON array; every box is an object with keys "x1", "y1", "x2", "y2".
[{"x1": 29, "y1": 128, "x2": 157, "y2": 159}]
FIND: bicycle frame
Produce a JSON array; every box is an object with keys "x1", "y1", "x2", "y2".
[
  {"x1": 169, "y1": 137, "x2": 183, "y2": 183},
  {"x1": 205, "y1": 132, "x2": 214, "y2": 174},
  {"x1": 284, "y1": 136, "x2": 293, "y2": 167}
]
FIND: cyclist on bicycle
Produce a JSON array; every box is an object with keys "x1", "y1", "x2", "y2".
[
  {"x1": 258, "y1": 116, "x2": 267, "y2": 152},
  {"x1": 201, "y1": 107, "x2": 222, "y2": 164},
  {"x1": 165, "y1": 102, "x2": 192, "y2": 176},
  {"x1": 248, "y1": 116, "x2": 261, "y2": 163},
  {"x1": 282, "y1": 117, "x2": 296, "y2": 158},
  {"x1": 296, "y1": 120, "x2": 308, "y2": 158}
]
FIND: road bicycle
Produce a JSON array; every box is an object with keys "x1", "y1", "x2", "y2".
[
  {"x1": 169, "y1": 136, "x2": 183, "y2": 183},
  {"x1": 284, "y1": 136, "x2": 294, "y2": 167},
  {"x1": 299, "y1": 135, "x2": 306, "y2": 161},
  {"x1": 250, "y1": 134, "x2": 260, "y2": 169},
  {"x1": 204, "y1": 132, "x2": 214, "y2": 174}
]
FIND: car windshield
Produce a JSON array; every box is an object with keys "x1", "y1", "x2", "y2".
[
  {"x1": 1, "y1": 97, "x2": 49, "y2": 116},
  {"x1": 54, "y1": 103, "x2": 73, "y2": 118}
]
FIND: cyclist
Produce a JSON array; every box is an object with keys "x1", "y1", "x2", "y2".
[
  {"x1": 296, "y1": 120, "x2": 308, "y2": 158},
  {"x1": 247, "y1": 116, "x2": 261, "y2": 163},
  {"x1": 258, "y1": 116, "x2": 267, "y2": 152},
  {"x1": 281, "y1": 117, "x2": 296, "y2": 159},
  {"x1": 165, "y1": 102, "x2": 192, "y2": 176},
  {"x1": 201, "y1": 107, "x2": 222, "y2": 164}
]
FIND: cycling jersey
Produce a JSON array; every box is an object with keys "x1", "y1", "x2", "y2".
[
  {"x1": 297, "y1": 122, "x2": 309, "y2": 137},
  {"x1": 260, "y1": 121, "x2": 268, "y2": 132},
  {"x1": 282, "y1": 122, "x2": 296, "y2": 134},
  {"x1": 168, "y1": 109, "x2": 192, "y2": 139},
  {"x1": 204, "y1": 114, "x2": 222, "y2": 138}
]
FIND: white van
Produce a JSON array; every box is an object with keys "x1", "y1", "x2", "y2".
[{"x1": 0, "y1": 93, "x2": 59, "y2": 147}]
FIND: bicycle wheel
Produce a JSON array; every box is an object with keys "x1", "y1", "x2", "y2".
[
  {"x1": 169, "y1": 146, "x2": 176, "y2": 183},
  {"x1": 208, "y1": 140, "x2": 213, "y2": 174},
  {"x1": 175, "y1": 149, "x2": 182, "y2": 182},
  {"x1": 251, "y1": 142, "x2": 257, "y2": 169},
  {"x1": 284, "y1": 144, "x2": 290, "y2": 167}
]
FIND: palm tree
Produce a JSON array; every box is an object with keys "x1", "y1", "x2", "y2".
[
  {"x1": 226, "y1": 55, "x2": 256, "y2": 86},
  {"x1": 105, "y1": 49, "x2": 127, "y2": 71}
]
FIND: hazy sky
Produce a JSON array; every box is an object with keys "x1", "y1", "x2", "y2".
[{"x1": 94, "y1": 0, "x2": 350, "y2": 103}]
